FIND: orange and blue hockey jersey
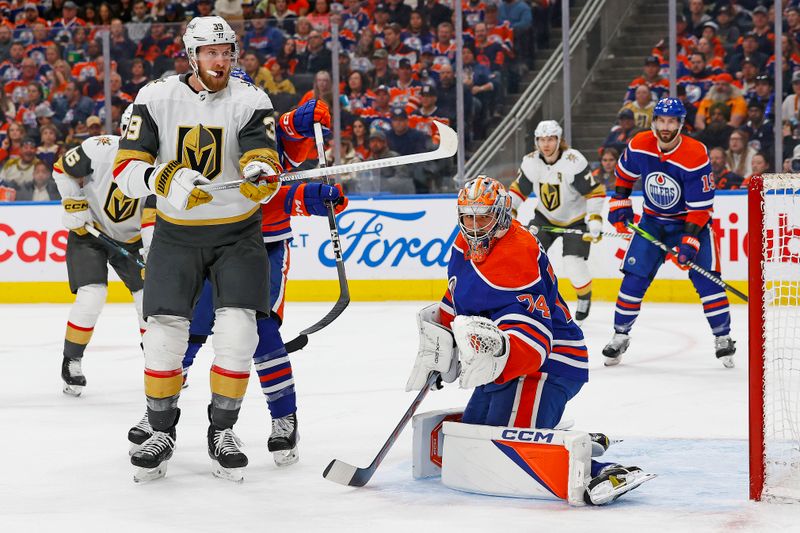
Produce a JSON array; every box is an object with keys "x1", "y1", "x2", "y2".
[
  {"x1": 439, "y1": 221, "x2": 588, "y2": 384},
  {"x1": 615, "y1": 130, "x2": 714, "y2": 228}
]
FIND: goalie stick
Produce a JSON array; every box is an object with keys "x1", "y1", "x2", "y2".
[
  {"x1": 199, "y1": 120, "x2": 457, "y2": 192},
  {"x1": 627, "y1": 222, "x2": 748, "y2": 302},
  {"x1": 284, "y1": 123, "x2": 351, "y2": 353},
  {"x1": 83, "y1": 224, "x2": 145, "y2": 269},
  {"x1": 323, "y1": 371, "x2": 440, "y2": 487},
  {"x1": 527, "y1": 223, "x2": 632, "y2": 240}
]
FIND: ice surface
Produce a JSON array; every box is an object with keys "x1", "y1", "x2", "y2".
[{"x1": 1, "y1": 301, "x2": 799, "y2": 532}]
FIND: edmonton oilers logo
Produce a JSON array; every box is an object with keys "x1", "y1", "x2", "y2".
[{"x1": 644, "y1": 172, "x2": 680, "y2": 210}]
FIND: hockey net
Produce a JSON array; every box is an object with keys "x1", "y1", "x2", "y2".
[{"x1": 749, "y1": 174, "x2": 800, "y2": 502}]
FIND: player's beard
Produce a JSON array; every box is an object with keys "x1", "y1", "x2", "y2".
[
  {"x1": 197, "y1": 66, "x2": 231, "y2": 92},
  {"x1": 656, "y1": 128, "x2": 679, "y2": 144}
]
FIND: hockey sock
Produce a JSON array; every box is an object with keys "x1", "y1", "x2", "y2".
[
  {"x1": 209, "y1": 364, "x2": 249, "y2": 428},
  {"x1": 689, "y1": 271, "x2": 732, "y2": 336},
  {"x1": 144, "y1": 366, "x2": 182, "y2": 432},
  {"x1": 253, "y1": 317, "x2": 296, "y2": 419},
  {"x1": 64, "y1": 284, "x2": 107, "y2": 359},
  {"x1": 614, "y1": 273, "x2": 650, "y2": 334},
  {"x1": 181, "y1": 335, "x2": 207, "y2": 370}
]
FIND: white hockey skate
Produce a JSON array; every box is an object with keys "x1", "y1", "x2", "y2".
[
  {"x1": 714, "y1": 335, "x2": 736, "y2": 369},
  {"x1": 602, "y1": 333, "x2": 630, "y2": 366},
  {"x1": 268, "y1": 413, "x2": 299, "y2": 467},
  {"x1": 209, "y1": 426, "x2": 247, "y2": 483},
  {"x1": 584, "y1": 465, "x2": 656, "y2": 505},
  {"x1": 61, "y1": 357, "x2": 86, "y2": 396},
  {"x1": 131, "y1": 430, "x2": 175, "y2": 483}
]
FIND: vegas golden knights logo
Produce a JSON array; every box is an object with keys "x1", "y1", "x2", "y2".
[
  {"x1": 176, "y1": 124, "x2": 223, "y2": 180},
  {"x1": 539, "y1": 182, "x2": 561, "y2": 211},
  {"x1": 104, "y1": 182, "x2": 139, "y2": 223}
]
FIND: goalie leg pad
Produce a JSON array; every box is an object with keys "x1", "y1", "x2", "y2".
[{"x1": 441, "y1": 422, "x2": 592, "y2": 505}]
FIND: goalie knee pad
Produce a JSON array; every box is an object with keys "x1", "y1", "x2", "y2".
[
  {"x1": 211, "y1": 307, "x2": 258, "y2": 372},
  {"x1": 64, "y1": 284, "x2": 108, "y2": 358},
  {"x1": 562, "y1": 255, "x2": 591, "y2": 296}
]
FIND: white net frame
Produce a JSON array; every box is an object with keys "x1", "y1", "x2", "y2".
[{"x1": 753, "y1": 173, "x2": 800, "y2": 502}]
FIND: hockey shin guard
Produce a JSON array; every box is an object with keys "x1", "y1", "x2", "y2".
[
  {"x1": 209, "y1": 308, "x2": 257, "y2": 429},
  {"x1": 689, "y1": 270, "x2": 732, "y2": 336},
  {"x1": 253, "y1": 316, "x2": 296, "y2": 419},
  {"x1": 64, "y1": 284, "x2": 107, "y2": 359},
  {"x1": 614, "y1": 274, "x2": 650, "y2": 334},
  {"x1": 143, "y1": 315, "x2": 189, "y2": 431}
]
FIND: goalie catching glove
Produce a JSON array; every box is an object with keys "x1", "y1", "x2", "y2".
[
  {"x1": 405, "y1": 304, "x2": 459, "y2": 391},
  {"x1": 452, "y1": 315, "x2": 510, "y2": 389},
  {"x1": 149, "y1": 159, "x2": 212, "y2": 210},
  {"x1": 240, "y1": 157, "x2": 282, "y2": 204}
]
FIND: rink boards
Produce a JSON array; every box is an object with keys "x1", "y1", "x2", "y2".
[{"x1": 0, "y1": 192, "x2": 752, "y2": 303}]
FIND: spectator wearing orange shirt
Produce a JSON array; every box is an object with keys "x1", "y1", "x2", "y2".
[
  {"x1": 6, "y1": 57, "x2": 47, "y2": 105},
  {"x1": 694, "y1": 73, "x2": 747, "y2": 131},
  {"x1": 624, "y1": 55, "x2": 669, "y2": 103}
]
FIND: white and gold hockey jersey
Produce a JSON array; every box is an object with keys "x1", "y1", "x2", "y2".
[
  {"x1": 112, "y1": 73, "x2": 279, "y2": 246},
  {"x1": 53, "y1": 135, "x2": 154, "y2": 243},
  {"x1": 509, "y1": 148, "x2": 606, "y2": 226}
]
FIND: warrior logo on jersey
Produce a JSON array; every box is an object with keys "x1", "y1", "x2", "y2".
[
  {"x1": 644, "y1": 172, "x2": 681, "y2": 210},
  {"x1": 448, "y1": 276, "x2": 458, "y2": 313},
  {"x1": 539, "y1": 182, "x2": 561, "y2": 211},
  {"x1": 175, "y1": 124, "x2": 223, "y2": 180},
  {"x1": 103, "y1": 181, "x2": 139, "y2": 223}
]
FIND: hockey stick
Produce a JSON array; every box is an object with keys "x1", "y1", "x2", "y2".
[
  {"x1": 199, "y1": 121, "x2": 457, "y2": 192},
  {"x1": 83, "y1": 224, "x2": 146, "y2": 269},
  {"x1": 528, "y1": 223, "x2": 632, "y2": 240},
  {"x1": 626, "y1": 222, "x2": 749, "y2": 302},
  {"x1": 284, "y1": 124, "x2": 351, "y2": 353},
  {"x1": 323, "y1": 371, "x2": 440, "y2": 487}
]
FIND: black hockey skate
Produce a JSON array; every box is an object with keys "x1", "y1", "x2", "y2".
[
  {"x1": 584, "y1": 465, "x2": 656, "y2": 505},
  {"x1": 268, "y1": 412, "x2": 299, "y2": 467},
  {"x1": 61, "y1": 357, "x2": 86, "y2": 396},
  {"x1": 714, "y1": 335, "x2": 736, "y2": 369},
  {"x1": 575, "y1": 297, "x2": 591, "y2": 325},
  {"x1": 128, "y1": 412, "x2": 154, "y2": 455},
  {"x1": 208, "y1": 425, "x2": 248, "y2": 482},
  {"x1": 131, "y1": 427, "x2": 176, "y2": 483},
  {"x1": 602, "y1": 333, "x2": 630, "y2": 366}
]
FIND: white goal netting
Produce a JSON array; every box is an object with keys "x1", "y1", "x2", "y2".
[{"x1": 758, "y1": 174, "x2": 800, "y2": 502}]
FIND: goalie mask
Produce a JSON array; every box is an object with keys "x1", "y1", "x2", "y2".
[
  {"x1": 457, "y1": 176, "x2": 512, "y2": 263},
  {"x1": 183, "y1": 16, "x2": 238, "y2": 92}
]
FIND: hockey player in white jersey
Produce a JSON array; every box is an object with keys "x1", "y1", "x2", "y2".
[
  {"x1": 53, "y1": 105, "x2": 154, "y2": 396},
  {"x1": 113, "y1": 16, "x2": 283, "y2": 483},
  {"x1": 508, "y1": 121, "x2": 606, "y2": 324}
]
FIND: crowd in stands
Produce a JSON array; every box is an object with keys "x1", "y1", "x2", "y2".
[
  {"x1": 600, "y1": 1, "x2": 800, "y2": 191},
  {"x1": 0, "y1": 0, "x2": 552, "y2": 200}
]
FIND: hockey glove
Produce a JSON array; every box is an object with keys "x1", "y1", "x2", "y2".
[
  {"x1": 406, "y1": 303, "x2": 459, "y2": 392},
  {"x1": 280, "y1": 99, "x2": 331, "y2": 139},
  {"x1": 241, "y1": 157, "x2": 281, "y2": 204},
  {"x1": 149, "y1": 160, "x2": 212, "y2": 210},
  {"x1": 453, "y1": 315, "x2": 510, "y2": 389},
  {"x1": 583, "y1": 213, "x2": 604, "y2": 243},
  {"x1": 61, "y1": 197, "x2": 92, "y2": 235},
  {"x1": 301, "y1": 183, "x2": 348, "y2": 216},
  {"x1": 607, "y1": 196, "x2": 633, "y2": 234},
  {"x1": 677, "y1": 235, "x2": 700, "y2": 269}
]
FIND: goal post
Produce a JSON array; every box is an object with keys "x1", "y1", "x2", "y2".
[{"x1": 748, "y1": 174, "x2": 800, "y2": 502}]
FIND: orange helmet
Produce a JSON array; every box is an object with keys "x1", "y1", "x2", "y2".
[{"x1": 457, "y1": 175, "x2": 512, "y2": 262}]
